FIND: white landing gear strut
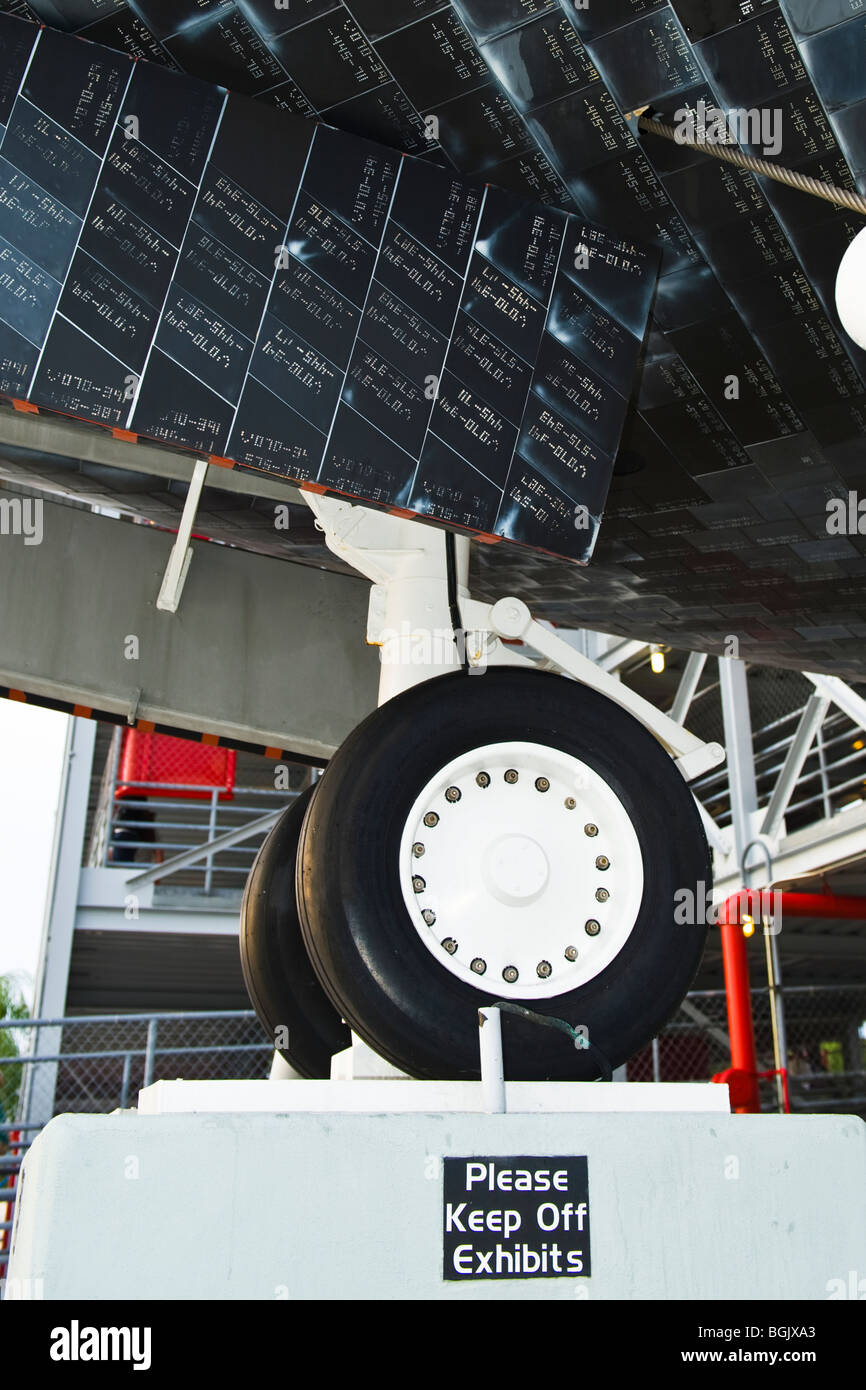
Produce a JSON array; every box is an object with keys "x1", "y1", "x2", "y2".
[{"x1": 304, "y1": 494, "x2": 724, "y2": 783}]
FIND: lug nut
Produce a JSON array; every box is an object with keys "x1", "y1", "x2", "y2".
[
  {"x1": 536, "y1": 960, "x2": 552, "y2": 978},
  {"x1": 413, "y1": 842, "x2": 425, "y2": 858},
  {"x1": 476, "y1": 772, "x2": 490, "y2": 788},
  {"x1": 470, "y1": 958, "x2": 486, "y2": 975},
  {"x1": 422, "y1": 908, "x2": 436, "y2": 926},
  {"x1": 585, "y1": 919, "x2": 601, "y2": 937},
  {"x1": 504, "y1": 769, "x2": 519, "y2": 784},
  {"x1": 535, "y1": 777, "x2": 550, "y2": 792},
  {"x1": 596, "y1": 855, "x2": 610, "y2": 870},
  {"x1": 585, "y1": 823, "x2": 598, "y2": 837},
  {"x1": 445, "y1": 786, "x2": 461, "y2": 803},
  {"x1": 441, "y1": 937, "x2": 457, "y2": 954},
  {"x1": 412, "y1": 876, "x2": 425, "y2": 893},
  {"x1": 564, "y1": 797, "x2": 576, "y2": 810},
  {"x1": 502, "y1": 965, "x2": 519, "y2": 983},
  {"x1": 564, "y1": 945, "x2": 578, "y2": 961},
  {"x1": 423, "y1": 812, "x2": 439, "y2": 828},
  {"x1": 595, "y1": 887, "x2": 609, "y2": 903}
]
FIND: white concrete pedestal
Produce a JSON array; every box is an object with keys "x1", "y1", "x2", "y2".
[{"x1": 7, "y1": 1083, "x2": 865, "y2": 1300}]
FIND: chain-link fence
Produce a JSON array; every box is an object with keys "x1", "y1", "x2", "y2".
[
  {"x1": 632, "y1": 985, "x2": 866, "y2": 1118},
  {"x1": 4, "y1": 990, "x2": 864, "y2": 1131},
  {"x1": 6, "y1": 1010, "x2": 273, "y2": 1124}
]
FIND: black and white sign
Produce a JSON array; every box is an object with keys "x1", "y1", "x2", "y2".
[{"x1": 443, "y1": 1155, "x2": 590, "y2": 1281}]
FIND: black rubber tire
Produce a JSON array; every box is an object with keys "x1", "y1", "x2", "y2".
[
  {"x1": 297, "y1": 669, "x2": 711, "y2": 1081},
  {"x1": 240, "y1": 785, "x2": 350, "y2": 1078}
]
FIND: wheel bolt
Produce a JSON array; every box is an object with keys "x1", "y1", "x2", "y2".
[
  {"x1": 565, "y1": 797, "x2": 576, "y2": 810},
  {"x1": 585, "y1": 823, "x2": 598, "y2": 837},
  {"x1": 424, "y1": 812, "x2": 439, "y2": 828},
  {"x1": 595, "y1": 887, "x2": 609, "y2": 903},
  {"x1": 535, "y1": 777, "x2": 550, "y2": 792},
  {"x1": 470, "y1": 958, "x2": 486, "y2": 975},
  {"x1": 413, "y1": 842, "x2": 425, "y2": 858},
  {"x1": 564, "y1": 945, "x2": 578, "y2": 961},
  {"x1": 441, "y1": 937, "x2": 457, "y2": 954},
  {"x1": 502, "y1": 965, "x2": 519, "y2": 983},
  {"x1": 585, "y1": 919, "x2": 601, "y2": 936},
  {"x1": 412, "y1": 876, "x2": 425, "y2": 893},
  {"x1": 423, "y1": 908, "x2": 436, "y2": 926},
  {"x1": 476, "y1": 772, "x2": 490, "y2": 788},
  {"x1": 536, "y1": 960, "x2": 552, "y2": 978},
  {"x1": 596, "y1": 855, "x2": 610, "y2": 870},
  {"x1": 445, "y1": 786, "x2": 461, "y2": 803},
  {"x1": 504, "y1": 769, "x2": 518, "y2": 784}
]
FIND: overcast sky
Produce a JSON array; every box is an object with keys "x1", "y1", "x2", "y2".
[{"x1": 0, "y1": 701, "x2": 69, "y2": 1008}]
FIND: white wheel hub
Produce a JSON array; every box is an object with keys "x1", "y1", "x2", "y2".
[
  {"x1": 483, "y1": 834, "x2": 549, "y2": 905},
  {"x1": 398, "y1": 741, "x2": 644, "y2": 999}
]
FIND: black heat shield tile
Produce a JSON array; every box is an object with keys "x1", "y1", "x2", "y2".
[
  {"x1": 781, "y1": 0, "x2": 866, "y2": 37},
  {"x1": 0, "y1": 0, "x2": 866, "y2": 675},
  {"x1": 0, "y1": 15, "x2": 658, "y2": 564}
]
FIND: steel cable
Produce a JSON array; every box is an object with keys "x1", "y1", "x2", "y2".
[{"x1": 638, "y1": 114, "x2": 866, "y2": 216}]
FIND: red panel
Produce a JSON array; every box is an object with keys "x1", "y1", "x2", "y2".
[{"x1": 116, "y1": 731, "x2": 235, "y2": 801}]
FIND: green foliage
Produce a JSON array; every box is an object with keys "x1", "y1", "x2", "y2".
[{"x1": 0, "y1": 976, "x2": 30, "y2": 1126}]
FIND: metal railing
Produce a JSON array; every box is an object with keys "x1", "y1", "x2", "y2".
[
  {"x1": 691, "y1": 702, "x2": 866, "y2": 833},
  {"x1": 1, "y1": 1010, "x2": 273, "y2": 1130},
  {"x1": 87, "y1": 731, "x2": 303, "y2": 893}
]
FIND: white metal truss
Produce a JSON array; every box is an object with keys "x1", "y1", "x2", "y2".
[
  {"x1": 804, "y1": 673, "x2": 866, "y2": 734},
  {"x1": 463, "y1": 595, "x2": 723, "y2": 780},
  {"x1": 712, "y1": 659, "x2": 866, "y2": 898}
]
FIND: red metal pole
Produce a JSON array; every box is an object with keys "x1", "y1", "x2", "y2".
[
  {"x1": 716, "y1": 889, "x2": 866, "y2": 1113},
  {"x1": 718, "y1": 892, "x2": 761, "y2": 1113},
  {"x1": 775, "y1": 892, "x2": 866, "y2": 919}
]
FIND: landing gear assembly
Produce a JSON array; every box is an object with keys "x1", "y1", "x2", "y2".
[{"x1": 241, "y1": 500, "x2": 724, "y2": 1081}]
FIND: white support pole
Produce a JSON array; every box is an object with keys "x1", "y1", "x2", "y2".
[
  {"x1": 478, "y1": 1007, "x2": 506, "y2": 1113},
  {"x1": 372, "y1": 527, "x2": 470, "y2": 705},
  {"x1": 24, "y1": 717, "x2": 95, "y2": 1129},
  {"x1": 156, "y1": 458, "x2": 209, "y2": 613},
  {"x1": 670, "y1": 652, "x2": 707, "y2": 725},
  {"x1": 805, "y1": 673, "x2": 866, "y2": 735},
  {"x1": 718, "y1": 658, "x2": 762, "y2": 883},
  {"x1": 761, "y1": 694, "x2": 830, "y2": 840},
  {"x1": 597, "y1": 638, "x2": 649, "y2": 673},
  {"x1": 303, "y1": 495, "x2": 475, "y2": 704}
]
